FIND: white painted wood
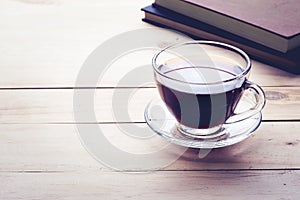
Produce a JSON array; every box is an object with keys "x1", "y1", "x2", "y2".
[
  {"x1": 0, "y1": 170, "x2": 299, "y2": 200},
  {"x1": 0, "y1": 1, "x2": 299, "y2": 199},
  {"x1": 0, "y1": 0, "x2": 153, "y2": 88},
  {"x1": 0, "y1": 87, "x2": 299, "y2": 123},
  {"x1": 0, "y1": 123, "x2": 299, "y2": 171}
]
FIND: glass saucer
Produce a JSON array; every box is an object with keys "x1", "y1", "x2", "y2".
[{"x1": 144, "y1": 98, "x2": 262, "y2": 149}]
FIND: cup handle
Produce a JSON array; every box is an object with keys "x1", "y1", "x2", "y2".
[{"x1": 226, "y1": 80, "x2": 266, "y2": 124}]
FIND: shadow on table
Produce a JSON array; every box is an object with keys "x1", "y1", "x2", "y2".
[{"x1": 173, "y1": 138, "x2": 263, "y2": 170}]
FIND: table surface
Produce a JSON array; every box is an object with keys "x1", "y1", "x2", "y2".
[{"x1": 1, "y1": 0, "x2": 300, "y2": 199}]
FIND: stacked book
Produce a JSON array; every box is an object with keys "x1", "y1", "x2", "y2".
[{"x1": 142, "y1": 0, "x2": 300, "y2": 74}]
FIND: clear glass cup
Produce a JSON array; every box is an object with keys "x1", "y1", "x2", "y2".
[{"x1": 151, "y1": 41, "x2": 266, "y2": 139}]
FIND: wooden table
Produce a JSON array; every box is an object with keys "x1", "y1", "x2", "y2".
[{"x1": 1, "y1": 0, "x2": 300, "y2": 199}]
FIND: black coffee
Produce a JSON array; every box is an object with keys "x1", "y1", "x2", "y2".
[{"x1": 156, "y1": 66, "x2": 244, "y2": 129}]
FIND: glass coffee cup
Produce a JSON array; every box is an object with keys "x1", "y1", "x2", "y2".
[{"x1": 147, "y1": 41, "x2": 265, "y2": 142}]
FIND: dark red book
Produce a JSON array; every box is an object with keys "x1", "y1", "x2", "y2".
[
  {"x1": 155, "y1": 0, "x2": 300, "y2": 53},
  {"x1": 142, "y1": 4, "x2": 300, "y2": 74}
]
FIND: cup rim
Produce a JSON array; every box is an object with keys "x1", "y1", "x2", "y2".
[{"x1": 152, "y1": 40, "x2": 251, "y2": 85}]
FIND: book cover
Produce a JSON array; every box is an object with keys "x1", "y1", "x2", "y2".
[
  {"x1": 142, "y1": 4, "x2": 300, "y2": 74},
  {"x1": 155, "y1": 0, "x2": 300, "y2": 53}
]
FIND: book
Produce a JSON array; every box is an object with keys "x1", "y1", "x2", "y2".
[
  {"x1": 141, "y1": 4, "x2": 300, "y2": 74},
  {"x1": 155, "y1": 0, "x2": 300, "y2": 53}
]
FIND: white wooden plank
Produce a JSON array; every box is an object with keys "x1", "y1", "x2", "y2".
[
  {"x1": 0, "y1": 123, "x2": 300, "y2": 171},
  {"x1": 0, "y1": 124, "x2": 101, "y2": 171},
  {"x1": 0, "y1": 1, "x2": 299, "y2": 88},
  {"x1": 0, "y1": 170, "x2": 299, "y2": 200},
  {"x1": 251, "y1": 60, "x2": 300, "y2": 87},
  {"x1": 0, "y1": 87, "x2": 299, "y2": 124},
  {"x1": 0, "y1": 0, "x2": 153, "y2": 88}
]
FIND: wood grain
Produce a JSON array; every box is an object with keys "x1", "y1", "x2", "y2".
[
  {"x1": 0, "y1": 170, "x2": 299, "y2": 200},
  {"x1": 0, "y1": 87, "x2": 299, "y2": 123},
  {"x1": 0, "y1": 123, "x2": 299, "y2": 172}
]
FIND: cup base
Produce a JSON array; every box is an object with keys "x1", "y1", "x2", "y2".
[{"x1": 177, "y1": 124, "x2": 227, "y2": 139}]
